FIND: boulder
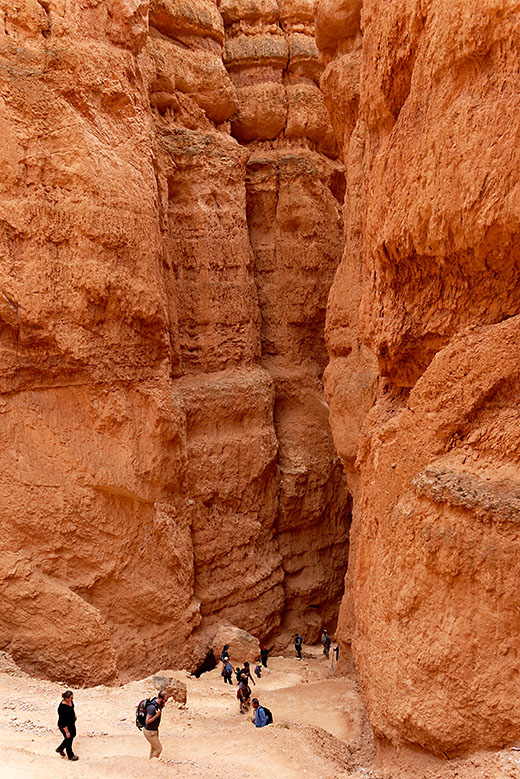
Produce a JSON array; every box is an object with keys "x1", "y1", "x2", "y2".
[
  {"x1": 212, "y1": 624, "x2": 260, "y2": 664},
  {"x1": 150, "y1": 672, "x2": 187, "y2": 705}
]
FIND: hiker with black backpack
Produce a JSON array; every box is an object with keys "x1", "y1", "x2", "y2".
[
  {"x1": 137, "y1": 690, "x2": 169, "y2": 759},
  {"x1": 251, "y1": 698, "x2": 273, "y2": 727}
]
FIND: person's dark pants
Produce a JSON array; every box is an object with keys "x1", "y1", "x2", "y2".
[
  {"x1": 261, "y1": 655, "x2": 267, "y2": 668},
  {"x1": 57, "y1": 727, "x2": 76, "y2": 758},
  {"x1": 296, "y1": 646, "x2": 302, "y2": 659},
  {"x1": 224, "y1": 674, "x2": 233, "y2": 684}
]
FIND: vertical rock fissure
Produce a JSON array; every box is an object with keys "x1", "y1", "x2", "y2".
[{"x1": 224, "y1": 0, "x2": 351, "y2": 643}]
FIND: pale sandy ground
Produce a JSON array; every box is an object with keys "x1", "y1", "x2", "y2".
[{"x1": 1, "y1": 648, "x2": 519, "y2": 778}]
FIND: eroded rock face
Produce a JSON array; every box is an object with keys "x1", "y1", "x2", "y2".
[
  {"x1": 222, "y1": 0, "x2": 350, "y2": 641},
  {"x1": 317, "y1": 0, "x2": 520, "y2": 756},
  {"x1": 0, "y1": 0, "x2": 348, "y2": 683}
]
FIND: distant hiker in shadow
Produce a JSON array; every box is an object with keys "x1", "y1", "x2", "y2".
[
  {"x1": 321, "y1": 629, "x2": 331, "y2": 659},
  {"x1": 56, "y1": 690, "x2": 79, "y2": 762},
  {"x1": 260, "y1": 646, "x2": 269, "y2": 668},
  {"x1": 294, "y1": 634, "x2": 303, "y2": 660}
]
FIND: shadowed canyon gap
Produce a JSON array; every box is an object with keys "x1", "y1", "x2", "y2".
[
  {"x1": 1, "y1": 0, "x2": 520, "y2": 764},
  {"x1": 0, "y1": 0, "x2": 349, "y2": 685}
]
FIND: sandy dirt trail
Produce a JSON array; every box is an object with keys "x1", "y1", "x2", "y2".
[
  {"x1": 1, "y1": 648, "x2": 520, "y2": 778},
  {"x1": 0, "y1": 648, "x2": 371, "y2": 778}
]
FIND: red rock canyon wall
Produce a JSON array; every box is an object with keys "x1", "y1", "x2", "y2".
[
  {"x1": 0, "y1": 0, "x2": 348, "y2": 683},
  {"x1": 317, "y1": 0, "x2": 520, "y2": 757}
]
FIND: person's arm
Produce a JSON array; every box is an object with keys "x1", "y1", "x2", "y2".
[
  {"x1": 255, "y1": 707, "x2": 267, "y2": 727},
  {"x1": 59, "y1": 705, "x2": 71, "y2": 737},
  {"x1": 145, "y1": 705, "x2": 161, "y2": 725},
  {"x1": 249, "y1": 670, "x2": 256, "y2": 686}
]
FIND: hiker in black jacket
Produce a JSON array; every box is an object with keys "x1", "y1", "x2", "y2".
[
  {"x1": 55, "y1": 691, "x2": 79, "y2": 761},
  {"x1": 294, "y1": 634, "x2": 303, "y2": 659}
]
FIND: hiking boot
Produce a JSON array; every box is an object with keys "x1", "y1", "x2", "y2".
[
  {"x1": 55, "y1": 747, "x2": 65, "y2": 757},
  {"x1": 68, "y1": 755, "x2": 79, "y2": 761}
]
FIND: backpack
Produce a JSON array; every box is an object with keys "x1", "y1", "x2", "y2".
[
  {"x1": 135, "y1": 697, "x2": 155, "y2": 730},
  {"x1": 260, "y1": 706, "x2": 273, "y2": 725},
  {"x1": 237, "y1": 683, "x2": 251, "y2": 701}
]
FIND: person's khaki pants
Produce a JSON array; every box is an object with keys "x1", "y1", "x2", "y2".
[{"x1": 143, "y1": 728, "x2": 163, "y2": 759}]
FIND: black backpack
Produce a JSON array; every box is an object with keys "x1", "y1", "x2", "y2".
[
  {"x1": 136, "y1": 697, "x2": 155, "y2": 730},
  {"x1": 260, "y1": 706, "x2": 273, "y2": 725}
]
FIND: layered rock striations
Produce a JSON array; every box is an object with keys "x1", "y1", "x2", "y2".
[
  {"x1": 0, "y1": 0, "x2": 348, "y2": 683},
  {"x1": 222, "y1": 0, "x2": 350, "y2": 639},
  {"x1": 317, "y1": 0, "x2": 520, "y2": 757}
]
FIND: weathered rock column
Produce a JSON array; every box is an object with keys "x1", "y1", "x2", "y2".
[
  {"x1": 221, "y1": 0, "x2": 351, "y2": 642},
  {"x1": 317, "y1": 0, "x2": 520, "y2": 755}
]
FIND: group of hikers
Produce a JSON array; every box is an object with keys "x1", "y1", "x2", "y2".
[
  {"x1": 294, "y1": 629, "x2": 338, "y2": 662},
  {"x1": 55, "y1": 631, "x2": 334, "y2": 761},
  {"x1": 219, "y1": 645, "x2": 272, "y2": 721}
]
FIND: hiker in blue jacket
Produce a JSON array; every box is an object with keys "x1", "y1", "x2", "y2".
[
  {"x1": 222, "y1": 659, "x2": 234, "y2": 684},
  {"x1": 251, "y1": 698, "x2": 267, "y2": 727}
]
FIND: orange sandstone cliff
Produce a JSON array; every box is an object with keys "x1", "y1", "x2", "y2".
[
  {"x1": 317, "y1": 0, "x2": 520, "y2": 757},
  {"x1": 0, "y1": 0, "x2": 348, "y2": 684}
]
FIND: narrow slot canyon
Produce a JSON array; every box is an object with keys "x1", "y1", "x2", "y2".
[{"x1": 1, "y1": 0, "x2": 520, "y2": 777}]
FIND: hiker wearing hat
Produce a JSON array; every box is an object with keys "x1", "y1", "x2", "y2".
[{"x1": 260, "y1": 646, "x2": 268, "y2": 668}]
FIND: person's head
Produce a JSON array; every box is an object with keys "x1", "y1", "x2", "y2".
[
  {"x1": 244, "y1": 661, "x2": 250, "y2": 668},
  {"x1": 62, "y1": 690, "x2": 74, "y2": 703},
  {"x1": 252, "y1": 698, "x2": 259, "y2": 709},
  {"x1": 157, "y1": 690, "x2": 169, "y2": 707}
]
